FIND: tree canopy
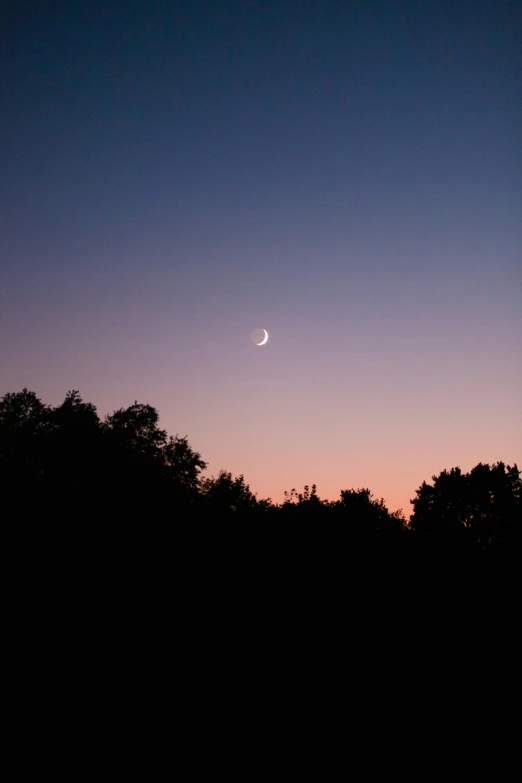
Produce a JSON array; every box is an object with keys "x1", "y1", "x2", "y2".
[{"x1": 0, "y1": 388, "x2": 520, "y2": 550}]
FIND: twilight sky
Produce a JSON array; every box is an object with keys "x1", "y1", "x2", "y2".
[{"x1": 1, "y1": 0, "x2": 521, "y2": 515}]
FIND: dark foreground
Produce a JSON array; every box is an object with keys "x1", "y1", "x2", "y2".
[{"x1": 1, "y1": 519, "x2": 520, "y2": 780}]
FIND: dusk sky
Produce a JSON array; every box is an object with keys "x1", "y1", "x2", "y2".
[{"x1": 2, "y1": 0, "x2": 520, "y2": 515}]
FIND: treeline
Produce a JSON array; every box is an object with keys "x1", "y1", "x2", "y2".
[
  {"x1": 1, "y1": 388, "x2": 520, "y2": 548},
  {"x1": 0, "y1": 388, "x2": 520, "y2": 776}
]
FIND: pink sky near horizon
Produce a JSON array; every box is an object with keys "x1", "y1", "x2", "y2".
[{"x1": 6, "y1": 315, "x2": 519, "y2": 520}]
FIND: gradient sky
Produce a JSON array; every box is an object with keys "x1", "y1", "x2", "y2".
[{"x1": 1, "y1": 0, "x2": 521, "y2": 515}]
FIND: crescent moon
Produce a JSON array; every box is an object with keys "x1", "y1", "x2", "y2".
[{"x1": 256, "y1": 329, "x2": 268, "y2": 346}]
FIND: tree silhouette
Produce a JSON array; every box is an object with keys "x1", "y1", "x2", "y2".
[
  {"x1": 163, "y1": 434, "x2": 207, "y2": 494},
  {"x1": 52, "y1": 390, "x2": 99, "y2": 432},
  {"x1": 0, "y1": 389, "x2": 52, "y2": 522},
  {"x1": 409, "y1": 462, "x2": 521, "y2": 547},
  {"x1": 44, "y1": 391, "x2": 102, "y2": 516},
  {"x1": 466, "y1": 461, "x2": 521, "y2": 547},
  {"x1": 334, "y1": 487, "x2": 406, "y2": 538},
  {"x1": 202, "y1": 470, "x2": 259, "y2": 514},
  {"x1": 105, "y1": 401, "x2": 167, "y2": 454},
  {"x1": 0, "y1": 388, "x2": 50, "y2": 432}
]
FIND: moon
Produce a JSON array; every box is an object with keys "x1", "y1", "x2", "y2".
[
  {"x1": 251, "y1": 328, "x2": 269, "y2": 346},
  {"x1": 257, "y1": 329, "x2": 268, "y2": 345}
]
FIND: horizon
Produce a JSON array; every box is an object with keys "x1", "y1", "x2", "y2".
[{"x1": 3, "y1": 383, "x2": 519, "y2": 519}]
